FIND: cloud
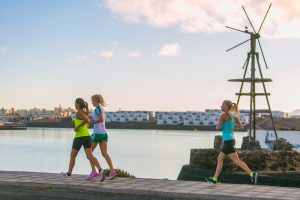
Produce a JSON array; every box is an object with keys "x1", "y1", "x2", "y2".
[
  {"x1": 101, "y1": 51, "x2": 114, "y2": 58},
  {"x1": 158, "y1": 43, "x2": 181, "y2": 57},
  {"x1": 0, "y1": 47, "x2": 8, "y2": 53},
  {"x1": 127, "y1": 51, "x2": 141, "y2": 58},
  {"x1": 66, "y1": 55, "x2": 90, "y2": 64},
  {"x1": 105, "y1": 0, "x2": 300, "y2": 39},
  {"x1": 67, "y1": 50, "x2": 114, "y2": 64}
]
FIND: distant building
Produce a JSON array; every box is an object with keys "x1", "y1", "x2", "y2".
[
  {"x1": 156, "y1": 112, "x2": 184, "y2": 125},
  {"x1": 0, "y1": 105, "x2": 292, "y2": 125},
  {"x1": 0, "y1": 108, "x2": 10, "y2": 116},
  {"x1": 260, "y1": 111, "x2": 285, "y2": 119},
  {"x1": 290, "y1": 109, "x2": 300, "y2": 119},
  {"x1": 15, "y1": 109, "x2": 28, "y2": 117},
  {"x1": 156, "y1": 109, "x2": 249, "y2": 126},
  {"x1": 105, "y1": 111, "x2": 152, "y2": 123},
  {"x1": 0, "y1": 106, "x2": 76, "y2": 121}
]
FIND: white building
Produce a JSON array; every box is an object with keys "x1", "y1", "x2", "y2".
[
  {"x1": 156, "y1": 112, "x2": 184, "y2": 125},
  {"x1": 289, "y1": 109, "x2": 300, "y2": 119},
  {"x1": 259, "y1": 111, "x2": 285, "y2": 119},
  {"x1": 105, "y1": 111, "x2": 152, "y2": 123},
  {"x1": 156, "y1": 109, "x2": 249, "y2": 126}
]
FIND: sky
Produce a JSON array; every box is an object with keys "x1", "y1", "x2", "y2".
[{"x1": 0, "y1": 0, "x2": 299, "y2": 112}]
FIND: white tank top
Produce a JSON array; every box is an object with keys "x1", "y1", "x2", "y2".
[{"x1": 92, "y1": 106, "x2": 106, "y2": 134}]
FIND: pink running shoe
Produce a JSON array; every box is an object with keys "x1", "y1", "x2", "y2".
[
  {"x1": 106, "y1": 171, "x2": 117, "y2": 180},
  {"x1": 86, "y1": 172, "x2": 99, "y2": 180}
]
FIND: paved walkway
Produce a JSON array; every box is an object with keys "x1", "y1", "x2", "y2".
[{"x1": 0, "y1": 171, "x2": 299, "y2": 200}]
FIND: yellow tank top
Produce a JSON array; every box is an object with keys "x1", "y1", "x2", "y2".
[{"x1": 73, "y1": 117, "x2": 90, "y2": 138}]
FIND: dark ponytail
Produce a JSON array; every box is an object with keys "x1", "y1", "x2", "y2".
[
  {"x1": 75, "y1": 98, "x2": 88, "y2": 110},
  {"x1": 84, "y1": 102, "x2": 89, "y2": 112}
]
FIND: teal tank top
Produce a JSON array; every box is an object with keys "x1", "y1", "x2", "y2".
[{"x1": 222, "y1": 113, "x2": 235, "y2": 141}]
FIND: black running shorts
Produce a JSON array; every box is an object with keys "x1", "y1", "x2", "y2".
[
  {"x1": 222, "y1": 139, "x2": 236, "y2": 155},
  {"x1": 72, "y1": 136, "x2": 91, "y2": 151}
]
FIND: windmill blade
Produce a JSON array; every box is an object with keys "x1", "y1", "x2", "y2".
[
  {"x1": 225, "y1": 26, "x2": 247, "y2": 34},
  {"x1": 226, "y1": 39, "x2": 251, "y2": 52},
  {"x1": 242, "y1": 6, "x2": 257, "y2": 33},
  {"x1": 257, "y1": 39, "x2": 269, "y2": 69},
  {"x1": 258, "y1": 4, "x2": 272, "y2": 33}
]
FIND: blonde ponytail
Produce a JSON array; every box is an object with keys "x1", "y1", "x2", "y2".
[
  {"x1": 230, "y1": 102, "x2": 239, "y2": 115},
  {"x1": 224, "y1": 100, "x2": 240, "y2": 115},
  {"x1": 92, "y1": 94, "x2": 106, "y2": 107}
]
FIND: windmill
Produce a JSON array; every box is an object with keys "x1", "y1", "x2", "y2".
[{"x1": 226, "y1": 4, "x2": 277, "y2": 140}]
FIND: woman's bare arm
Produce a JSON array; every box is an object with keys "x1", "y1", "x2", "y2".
[
  {"x1": 234, "y1": 116, "x2": 244, "y2": 131},
  {"x1": 91, "y1": 114, "x2": 104, "y2": 124},
  {"x1": 216, "y1": 114, "x2": 224, "y2": 131}
]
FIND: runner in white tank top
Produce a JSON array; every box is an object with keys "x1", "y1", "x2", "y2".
[
  {"x1": 92, "y1": 106, "x2": 107, "y2": 135},
  {"x1": 88, "y1": 94, "x2": 117, "y2": 180}
]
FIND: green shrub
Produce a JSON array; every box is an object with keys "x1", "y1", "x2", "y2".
[{"x1": 104, "y1": 168, "x2": 135, "y2": 178}]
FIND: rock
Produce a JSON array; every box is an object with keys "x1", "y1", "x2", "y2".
[
  {"x1": 273, "y1": 138, "x2": 294, "y2": 151},
  {"x1": 241, "y1": 136, "x2": 261, "y2": 150},
  {"x1": 189, "y1": 137, "x2": 300, "y2": 173},
  {"x1": 214, "y1": 135, "x2": 223, "y2": 150},
  {"x1": 240, "y1": 150, "x2": 267, "y2": 171},
  {"x1": 190, "y1": 149, "x2": 219, "y2": 169}
]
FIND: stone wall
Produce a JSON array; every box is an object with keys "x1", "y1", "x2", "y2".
[
  {"x1": 179, "y1": 135, "x2": 300, "y2": 186},
  {"x1": 178, "y1": 165, "x2": 300, "y2": 187},
  {"x1": 190, "y1": 136, "x2": 300, "y2": 172},
  {"x1": 190, "y1": 148, "x2": 300, "y2": 172}
]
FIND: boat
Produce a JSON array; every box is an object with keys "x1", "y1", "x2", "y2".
[
  {"x1": 0, "y1": 121, "x2": 27, "y2": 130},
  {"x1": 265, "y1": 132, "x2": 275, "y2": 149}
]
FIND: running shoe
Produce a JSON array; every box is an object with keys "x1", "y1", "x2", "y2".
[
  {"x1": 61, "y1": 172, "x2": 71, "y2": 177},
  {"x1": 106, "y1": 171, "x2": 117, "y2": 180},
  {"x1": 205, "y1": 177, "x2": 217, "y2": 185},
  {"x1": 98, "y1": 168, "x2": 105, "y2": 182},
  {"x1": 251, "y1": 172, "x2": 258, "y2": 185},
  {"x1": 85, "y1": 171, "x2": 99, "y2": 180}
]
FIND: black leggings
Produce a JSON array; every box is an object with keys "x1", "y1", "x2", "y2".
[
  {"x1": 72, "y1": 136, "x2": 91, "y2": 151},
  {"x1": 222, "y1": 139, "x2": 236, "y2": 155}
]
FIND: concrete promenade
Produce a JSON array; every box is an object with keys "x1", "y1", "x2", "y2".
[{"x1": 0, "y1": 171, "x2": 299, "y2": 200}]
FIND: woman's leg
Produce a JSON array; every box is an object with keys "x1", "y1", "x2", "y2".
[
  {"x1": 68, "y1": 148, "x2": 78, "y2": 175},
  {"x1": 228, "y1": 152, "x2": 252, "y2": 174},
  {"x1": 89, "y1": 142, "x2": 98, "y2": 173},
  {"x1": 84, "y1": 148, "x2": 102, "y2": 170},
  {"x1": 214, "y1": 152, "x2": 226, "y2": 179},
  {"x1": 100, "y1": 141, "x2": 115, "y2": 172}
]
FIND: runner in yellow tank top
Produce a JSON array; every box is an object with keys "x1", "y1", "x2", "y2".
[
  {"x1": 73, "y1": 117, "x2": 90, "y2": 138},
  {"x1": 61, "y1": 98, "x2": 105, "y2": 182}
]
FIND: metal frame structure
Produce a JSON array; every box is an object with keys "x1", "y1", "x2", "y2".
[{"x1": 226, "y1": 4, "x2": 277, "y2": 139}]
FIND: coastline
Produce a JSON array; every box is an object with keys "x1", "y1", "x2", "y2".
[
  {"x1": 26, "y1": 121, "x2": 242, "y2": 132},
  {"x1": 0, "y1": 126, "x2": 27, "y2": 130},
  {"x1": 21, "y1": 117, "x2": 300, "y2": 132},
  {"x1": 25, "y1": 117, "x2": 220, "y2": 131}
]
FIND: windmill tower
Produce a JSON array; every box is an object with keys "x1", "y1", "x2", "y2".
[{"x1": 226, "y1": 4, "x2": 277, "y2": 140}]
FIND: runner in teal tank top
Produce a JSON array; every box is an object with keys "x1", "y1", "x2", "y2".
[
  {"x1": 222, "y1": 112, "x2": 235, "y2": 141},
  {"x1": 205, "y1": 100, "x2": 257, "y2": 185}
]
